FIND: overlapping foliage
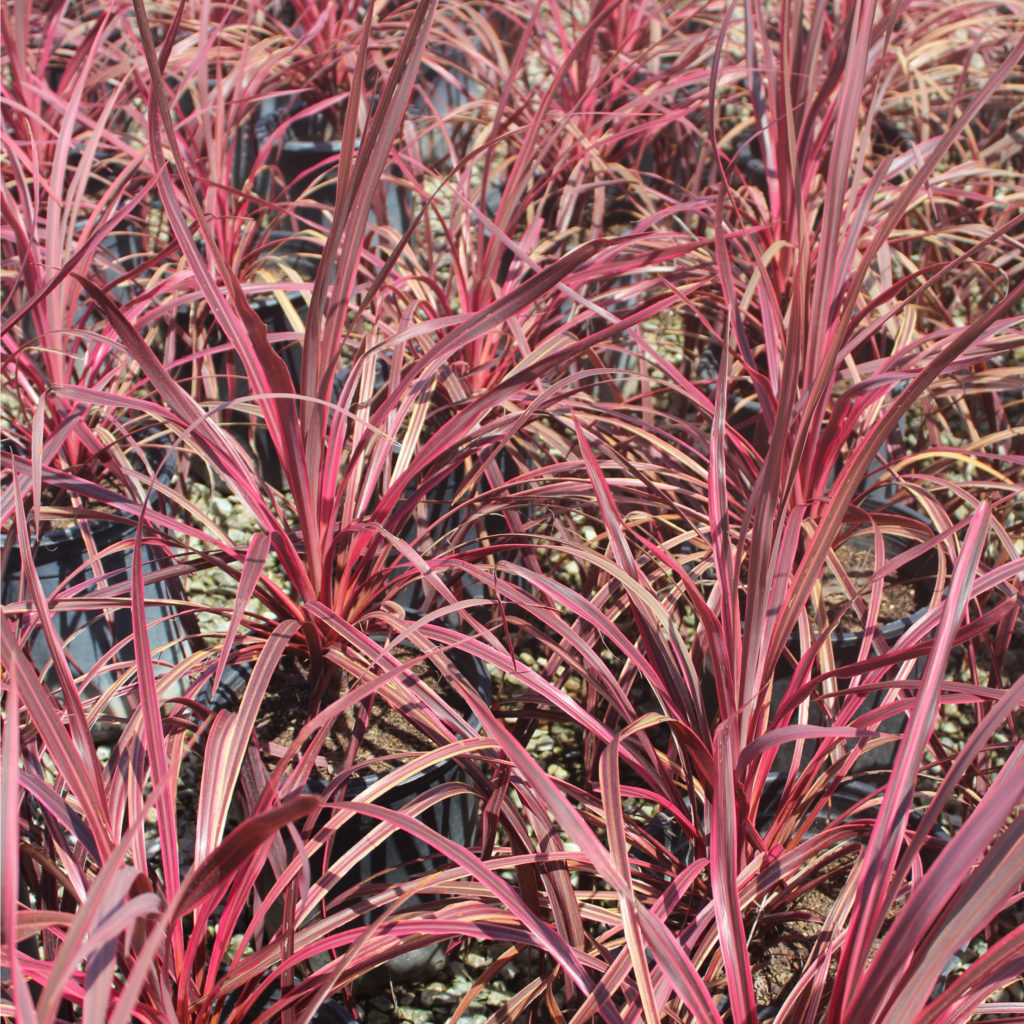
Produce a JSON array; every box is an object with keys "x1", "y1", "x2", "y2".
[{"x1": 3, "y1": 0, "x2": 1023, "y2": 1021}]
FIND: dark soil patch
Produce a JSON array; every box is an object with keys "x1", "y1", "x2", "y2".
[
  {"x1": 821, "y1": 540, "x2": 919, "y2": 634},
  {"x1": 751, "y1": 884, "x2": 837, "y2": 1008},
  {"x1": 256, "y1": 648, "x2": 468, "y2": 776},
  {"x1": 745, "y1": 851, "x2": 906, "y2": 1011}
]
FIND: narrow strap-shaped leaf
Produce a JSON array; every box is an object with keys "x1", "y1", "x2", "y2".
[
  {"x1": 710, "y1": 725, "x2": 757, "y2": 1021},
  {"x1": 834, "y1": 504, "x2": 992, "y2": 1019},
  {"x1": 172, "y1": 794, "x2": 321, "y2": 923},
  {"x1": 194, "y1": 620, "x2": 301, "y2": 865}
]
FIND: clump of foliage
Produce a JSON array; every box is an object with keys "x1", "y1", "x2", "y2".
[{"x1": 3, "y1": 0, "x2": 1023, "y2": 1021}]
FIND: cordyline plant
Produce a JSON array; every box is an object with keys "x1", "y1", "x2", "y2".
[
  {"x1": 0, "y1": 0, "x2": 666, "y2": 1019},
  {"x1": 454, "y1": 503, "x2": 1023, "y2": 1022},
  {"x1": 399, "y1": 0, "x2": 1022, "y2": 1019},
  {"x1": 379, "y1": 0, "x2": 725, "y2": 406},
  {"x1": 477, "y1": 0, "x2": 719, "y2": 223},
  {"x1": 137, "y1": 0, "x2": 299, "y2": 258},
  {"x1": 4, "y1": 0, "x2": 1024, "y2": 1020},
  {"x1": 0, "y1": 0, "x2": 162, "y2": 486},
  {"x1": 101, "y1": 0, "x2": 639, "y2": 649}
]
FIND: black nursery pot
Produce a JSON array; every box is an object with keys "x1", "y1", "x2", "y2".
[
  {"x1": 179, "y1": 234, "x2": 385, "y2": 491},
  {"x1": 245, "y1": 636, "x2": 491, "y2": 991},
  {"x1": 769, "y1": 498, "x2": 939, "y2": 776},
  {"x1": 215, "y1": 964, "x2": 356, "y2": 1024},
  {"x1": 710, "y1": 774, "x2": 951, "y2": 1023},
  {"x1": 252, "y1": 104, "x2": 408, "y2": 230},
  {"x1": 391, "y1": 456, "x2": 487, "y2": 615},
  {"x1": 229, "y1": 987, "x2": 355, "y2": 1024},
  {"x1": 253, "y1": 109, "x2": 342, "y2": 228},
  {"x1": 278, "y1": 116, "x2": 342, "y2": 218},
  {"x1": 756, "y1": 773, "x2": 951, "y2": 848},
  {"x1": 1, "y1": 517, "x2": 189, "y2": 739}
]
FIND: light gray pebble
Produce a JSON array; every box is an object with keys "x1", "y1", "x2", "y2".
[
  {"x1": 987, "y1": 983, "x2": 1021, "y2": 1003},
  {"x1": 396, "y1": 1009, "x2": 430, "y2": 1023},
  {"x1": 418, "y1": 989, "x2": 456, "y2": 1009},
  {"x1": 227, "y1": 511, "x2": 259, "y2": 530},
  {"x1": 209, "y1": 496, "x2": 234, "y2": 520},
  {"x1": 444, "y1": 971, "x2": 471, "y2": 992}
]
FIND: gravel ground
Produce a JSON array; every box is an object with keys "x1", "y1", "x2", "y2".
[{"x1": 355, "y1": 945, "x2": 539, "y2": 1024}]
